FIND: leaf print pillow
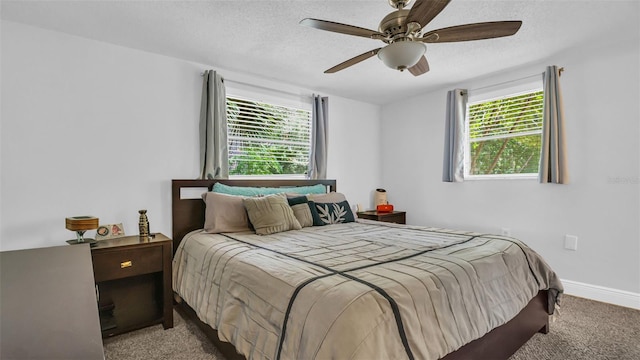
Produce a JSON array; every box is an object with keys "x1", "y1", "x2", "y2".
[{"x1": 308, "y1": 200, "x2": 355, "y2": 226}]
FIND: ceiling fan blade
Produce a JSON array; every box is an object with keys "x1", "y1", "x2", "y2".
[
  {"x1": 300, "y1": 18, "x2": 384, "y2": 39},
  {"x1": 408, "y1": 55, "x2": 430, "y2": 76},
  {"x1": 406, "y1": 0, "x2": 452, "y2": 29},
  {"x1": 325, "y1": 48, "x2": 382, "y2": 73},
  {"x1": 421, "y1": 21, "x2": 523, "y2": 43}
]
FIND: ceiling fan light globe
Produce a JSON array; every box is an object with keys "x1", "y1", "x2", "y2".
[{"x1": 378, "y1": 41, "x2": 425, "y2": 71}]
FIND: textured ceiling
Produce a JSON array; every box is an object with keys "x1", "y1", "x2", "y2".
[{"x1": 2, "y1": 0, "x2": 639, "y2": 105}]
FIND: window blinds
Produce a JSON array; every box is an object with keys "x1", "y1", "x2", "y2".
[
  {"x1": 468, "y1": 90, "x2": 544, "y2": 142},
  {"x1": 465, "y1": 89, "x2": 544, "y2": 176},
  {"x1": 226, "y1": 96, "x2": 311, "y2": 175}
]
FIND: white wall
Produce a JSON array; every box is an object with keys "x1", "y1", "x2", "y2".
[
  {"x1": 381, "y1": 39, "x2": 640, "y2": 296},
  {"x1": 4, "y1": 18, "x2": 636, "y2": 306},
  {"x1": 0, "y1": 21, "x2": 381, "y2": 251},
  {"x1": 327, "y1": 96, "x2": 382, "y2": 209}
]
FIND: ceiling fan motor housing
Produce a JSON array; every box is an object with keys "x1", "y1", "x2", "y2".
[{"x1": 379, "y1": 10, "x2": 420, "y2": 42}]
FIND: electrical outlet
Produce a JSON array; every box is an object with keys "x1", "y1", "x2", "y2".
[
  {"x1": 564, "y1": 235, "x2": 578, "y2": 251},
  {"x1": 501, "y1": 228, "x2": 511, "y2": 236}
]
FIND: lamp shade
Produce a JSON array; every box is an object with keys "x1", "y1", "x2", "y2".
[
  {"x1": 65, "y1": 216, "x2": 99, "y2": 231},
  {"x1": 378, "y1": 41, "x2": 426, "y2": 71}
]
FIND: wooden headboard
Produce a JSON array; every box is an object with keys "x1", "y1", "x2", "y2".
[{"x1": 171, "y1": 179, "x2": 337, "y2": 253}]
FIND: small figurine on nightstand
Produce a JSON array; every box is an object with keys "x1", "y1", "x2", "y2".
[{"x1": 138, "y1": 209, "x2": 149, "y2": 238}]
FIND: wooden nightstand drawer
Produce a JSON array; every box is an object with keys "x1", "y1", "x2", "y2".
[
  {"x1": 357, "y1": 210, "x2": 406, "y2": 224},
  {"x1": 92, "y1": 245, "x2": 162, "y2": 282}
]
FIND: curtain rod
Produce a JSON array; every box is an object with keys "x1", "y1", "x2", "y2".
[
  {"x1": 464, "y1": 67, "x2": 564, "y2": 94},
  {"x1": 200, "y1": 72, "x2": 311, "y2": 99}
]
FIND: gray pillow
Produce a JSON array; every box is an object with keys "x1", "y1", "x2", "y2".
[
  {"x1": 202, "y1": 192, "x2": 252, "y2": 233},
  {"x1": 243, "y1": 194, "x2": 302, "y2": 235},
  {"x1": 308, "y1": 192, "x2": 347, "y2": 203}
]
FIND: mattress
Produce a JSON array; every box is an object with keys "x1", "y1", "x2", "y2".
[{"x1": 173, "y1": 220, "x2": 562, "y2": 360}]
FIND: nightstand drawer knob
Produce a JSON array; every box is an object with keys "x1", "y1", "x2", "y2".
[{"x1": 121, "y1": 260, "x2": 132, "y2": 268}]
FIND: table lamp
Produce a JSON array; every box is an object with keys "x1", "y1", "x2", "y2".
[{"x1": 66, "y1": 216, "x2": 99, "y2": 245}]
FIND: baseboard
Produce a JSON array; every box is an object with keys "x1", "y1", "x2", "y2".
[{"x1": 561, "y1": 279, "x2": 640, "y2": 310}]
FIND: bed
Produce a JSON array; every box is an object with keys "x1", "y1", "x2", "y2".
[{"x1": 171, "y1": 179, "x2": 562, "y2": 360}]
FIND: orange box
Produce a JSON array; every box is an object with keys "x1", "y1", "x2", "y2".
[{"x1": 376, "y1": 204, "x2": 394, "y2": 213}]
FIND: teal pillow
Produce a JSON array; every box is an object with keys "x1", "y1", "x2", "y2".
[
  {"x1": 308, "y1": 200, "x2": 355, "y2": 226},
  {"x1": 212, "y1": 183, "x2": 327, "y2": 196}
]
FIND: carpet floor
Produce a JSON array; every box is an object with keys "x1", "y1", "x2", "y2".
[{"x1": 103, "y1": 295, "x2": 640, "y2": 359}]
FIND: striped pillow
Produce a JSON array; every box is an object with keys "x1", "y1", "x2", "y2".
[
  {"x1": 287, "y1": 195, "x2": 314, "y2": 228},
  {"x1": 243, "y1": 194, "x2": 302, "y2": 235}
]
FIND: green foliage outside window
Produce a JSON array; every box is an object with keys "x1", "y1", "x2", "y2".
[
  {"x1": 468, "y1": 91, "x2": 543, "y2": 175},
  {"x1": 227, "y1": 97, "x2": 311, "y2": 176}
]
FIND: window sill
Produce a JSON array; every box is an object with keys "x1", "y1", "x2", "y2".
[
  {"x1": 464, "y1": 174, "x2": 538, "y2": 181},
  {"x1": 229, "y1": 174, "x2": 308, "y2": 180}
]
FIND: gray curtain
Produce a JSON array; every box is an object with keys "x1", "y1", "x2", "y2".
[
  {"x1": 308, "y1": 95, "x2": 328, "y2": 179},
  {"x1": 539, "y1": 65, "x2": 568, "y2": 184},
  {"x1": 199, "y1": 70, "x2": 229, "y2": 179},
  {"x1": 442, "y1": 89, "x2": 467, "y2": 182}
]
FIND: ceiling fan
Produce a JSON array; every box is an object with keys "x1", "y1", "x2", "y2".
[{"x1": 300, "y1": 0, "x2": 522, "y2": 76}]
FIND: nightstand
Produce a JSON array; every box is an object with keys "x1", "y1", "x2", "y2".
[
  {"x1": 357, "y1": 210, "x2": 406, "y2": 224},
  {"x1": 90, "y1": 233, "x2": 173, "y2": 337}
]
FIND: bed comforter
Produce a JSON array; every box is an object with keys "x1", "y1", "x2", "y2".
[{"x1": 173, "y1": 220, "x2": 562, "y2": 360}]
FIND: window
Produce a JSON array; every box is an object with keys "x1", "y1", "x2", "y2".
[
  {"x1": 226, "y1": 96, "x2": 311, "y2": 177},
  {"x1": 465, "y1": 85, "x2": 544, "y2": 178}
]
